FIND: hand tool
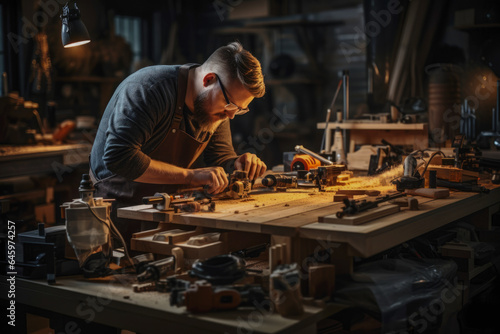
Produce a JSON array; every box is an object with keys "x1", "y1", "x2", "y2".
[
  {"x1": 270, "y1": 263, "x2": 304, "y2": 316},
  {"x1": 336, "y1": 192, "x2": 406, "y2": 218},
  {"x1": 224, "y1": 170, "x2": 251, "y2": 199},
  {"x1": 132, "y1": 252, "x2": 155, "y2": 273},
  {"x1": 261, "y1": 174, "x2": 298, "y2": 189},
  {"x1": 173, "y1": 198, "x2": 215, "y2": 213},
  {"x1": 392, "y1": 153, "x2": 425, "y2": 191},
  {"x1": 295, "y1": 145, "x2": 333, "y2": 165},
  {"x1": 142, "y1": 192, "x2": 196, "y2": 211},
  {"x1": 435, "y1": 180, "x2": 489, "y2": 193},
  {"x1": 136, "y1": 256, "x2": 175, "y2": 282},
  {"x1": 291, "y1": 154, "x2": 322, "y2": 171},
  {"x1": 231, "y1": 243, "x2": 269, "y2": 259},
  {"x1": 170, "y1": 281, "x2": 268, "y2": 313}
]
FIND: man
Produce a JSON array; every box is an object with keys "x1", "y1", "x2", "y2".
[{"x1": 89, "y1": 42, "x2": 267, "y2": 239}]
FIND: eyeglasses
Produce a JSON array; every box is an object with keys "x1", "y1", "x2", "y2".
[{"x1": 215, "y1": 74, "x2": 249, "y2": 115}]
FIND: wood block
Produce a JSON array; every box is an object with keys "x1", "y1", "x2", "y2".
[
  {"x1": 281, "y1": 243, "x2": 288, "y2": 264},
  {"x1": 391, "y1": 197, "x2": 419, "y2": 210},
  {"x1": 269, "y1": 246, "x2": 277, "y2": 271},
  {"x1": 365, "y1": 190, "x2": 381, "y2": 197},
  {"x1": 405, "y1": 188, "x2": 449, "y2": 199},
  {"x1": 275, "y1": 244, "x2": 283, "y2": 267},
  {"x1": 333, "y1": 194, "x2": 348, "y2": 202},
  {"x1": 425, "y1": 165, "x2": 479, "y2": 183},
  {"x1": 171, "y1": 247, "x2": 184, "y2": 273},
  {"x1": 186, "y1": 232, "x2": 220, "y2": 246},
  {"x1": 408, "y1": 197, "x2": 419, "y2": 210},
  {"x1": 336, "y1": 189, "x2": 370, "y2": 195},
  {"x1": 308, "y1": 264, "x2": 335, "y2": 299},
  {"x1": 320, "y1": 204, "x2": 400, "y2": 225},
  {"x1": 150, "y1": 229, "x2": 198, "y2": 244}
]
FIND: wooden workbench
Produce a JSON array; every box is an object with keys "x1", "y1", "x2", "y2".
[
  {"x1": 1, "y1": 275, "x2": 345, "y2": 334},
  {"x1": 4, "y1": 184, "x2": 498, "y2": 333},
  {"x1": 119, "y1": 184, "x2": 500, "y2": 273}
]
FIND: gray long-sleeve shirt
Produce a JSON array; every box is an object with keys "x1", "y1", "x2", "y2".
[{"x1": 90, "y1": 65, "x2": 238, "y2": 181}]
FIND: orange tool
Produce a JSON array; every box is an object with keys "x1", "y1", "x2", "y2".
[{"x1": 291, "y1": 154, "x2": 321, "y2": 171}]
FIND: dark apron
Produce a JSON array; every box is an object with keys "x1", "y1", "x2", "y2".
[{"x1": 91, "y1": 64, "x2": 210, "y2": 243}]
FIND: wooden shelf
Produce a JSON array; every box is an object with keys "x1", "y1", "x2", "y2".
[{"x1": 317, "y1": 121, "x2": 427, "y2": 131}]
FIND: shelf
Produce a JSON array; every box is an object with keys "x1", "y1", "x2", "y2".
[
  {"x1": 214, "y1": 11, "x2": 344, "y2": 32},
  {"x1": 317, "y1": 122, "x2": 427, "y2": 131}
]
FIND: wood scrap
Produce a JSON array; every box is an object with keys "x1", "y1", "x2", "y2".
[
  {"x1": 405, "y1": 188, "x2": 449, "y2": 199},
  {"x1": 391, "y1": 197, "x2": 419, "y2": 210},
  {"x1": 333, "y1": 194, "x2": 348, "y2": 202},
  {"x1": 320, "y1": 205, "x2": 400, "y2": 225}
]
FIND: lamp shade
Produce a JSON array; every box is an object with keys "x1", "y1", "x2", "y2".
[{"x1": 61, "y1": 3, "x2": 91, "y2": 48}]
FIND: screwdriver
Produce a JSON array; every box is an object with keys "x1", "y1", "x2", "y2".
[{"x1": 137, "y1": 257, "x2": 175, "y2": 282}]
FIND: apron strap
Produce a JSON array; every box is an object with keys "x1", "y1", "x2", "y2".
[{"x1": 171, "y1": 63, "x2": 199, "y2": 131}]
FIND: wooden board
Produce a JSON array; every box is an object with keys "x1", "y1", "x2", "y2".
[
  {"x1": 118, "y1": 204, "x2": 173, "y2": 222},
  {"x1": 172, "y1": 190, "x2": 337, "y2": 234},
  {"x1": 131, "y1": 234, "x2": 223, "y2": 259},
  {"x1": 300, "y1": 188, "x2": 500, "y2": 257},
  {"x1": 319, "y1": 204, "x2": 400, "y2": 225}
]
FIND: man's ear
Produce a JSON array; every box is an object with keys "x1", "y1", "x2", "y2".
[{"x1": 202, "y1": 73, "x2": 217, "y2": 87}]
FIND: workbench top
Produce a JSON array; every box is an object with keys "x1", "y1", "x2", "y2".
[{"x1": 119, "y1": 183, "x2": 500, "y2": 258}]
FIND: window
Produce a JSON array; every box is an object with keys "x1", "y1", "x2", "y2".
[{"x1": 114, "y1": 15, "x2": 142, "y2": 64}]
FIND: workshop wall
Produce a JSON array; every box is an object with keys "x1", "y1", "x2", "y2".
[{"x1": 4, "y1": 0, "x2": 499, "y2": 218}]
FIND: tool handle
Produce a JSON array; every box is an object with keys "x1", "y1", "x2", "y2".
[
  {"x1": 295, "y1": 145, "x2": 333, "y2": 165},
  {"x1": 405, "y1": 188, "x2": 450, "y2": 199},
  {"x1": 142, "y1": 196, "x2": 164, "y2": 204}
]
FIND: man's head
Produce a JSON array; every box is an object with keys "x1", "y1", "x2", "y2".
[{"x1": 191, "y1": 42, "x2": 265, "y2": 132}]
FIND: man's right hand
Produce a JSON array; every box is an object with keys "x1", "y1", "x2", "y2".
[{"x1": 188, "y1": 167, "x2": 228, "y2": 194}]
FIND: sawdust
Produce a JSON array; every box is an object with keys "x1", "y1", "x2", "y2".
[
  {"x1": 327, "y1": 165, "x2": 403, "y2": 193},
  {"x1": 214, "y1": 169, "x2": 404, "y2": 211}
]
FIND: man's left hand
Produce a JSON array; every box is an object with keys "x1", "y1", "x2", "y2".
[{"x1": 235, "y1": 153, "x2": 267, "y2": 180}]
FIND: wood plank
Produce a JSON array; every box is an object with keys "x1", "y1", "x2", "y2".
[
  {"x1": 118, "y1": 204, "x2": 173, "y2": 222},
  {"x1": 320, "y1": 204, "x2": 400, "y2": 225},
  {"x1": 174, "y1": 191, "x2": 335, "y2": 233},
  {"x1": 299, "y1": 189, "x2": 500, "y2": 257},
  {"x1": 131, "y1": 234, "x2": 224, "y2": 259},
  {"x1": 317, "y1": 122, "x2": 426, "y2": 130},
  {"x1": 261, "y1": 202, "x2": 345, "y2": 236}
]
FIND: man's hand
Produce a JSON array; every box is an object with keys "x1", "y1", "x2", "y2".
[
  {"x1": 188, "y1": 167, "x2": 228, "y2": 194},
  {"x1": 234, "y1": 153, "x2": 267, "y2": 180}
]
